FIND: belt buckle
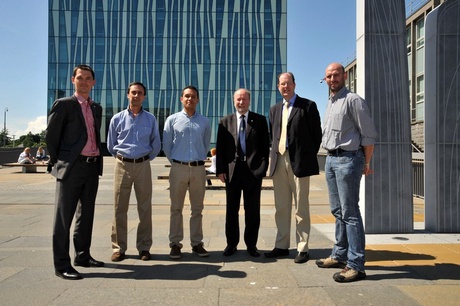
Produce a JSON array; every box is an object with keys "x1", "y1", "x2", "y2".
[{"x1": 134, "y1": 156, "x2": 145, "y2": 163}]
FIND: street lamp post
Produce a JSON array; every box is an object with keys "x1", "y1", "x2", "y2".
[{"x1": 3, "y1": 107, "x2": 7, "y2": 147}]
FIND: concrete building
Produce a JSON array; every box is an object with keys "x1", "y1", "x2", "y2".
[
  {"x1": 47, "y1": 0, "x2": 287, "y2": 146},
  {"x1": 345, "y1": 0, "x2": 447, "y2": 152}
]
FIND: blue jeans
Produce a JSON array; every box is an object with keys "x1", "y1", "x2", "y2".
[{"x1": 325, "y1": 150, "x2": 365, "y2": 272}]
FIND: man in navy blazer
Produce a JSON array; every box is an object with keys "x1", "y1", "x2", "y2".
[
  {"x1": 265, "y1": 72, "x2": 322, "y2": 263},
  {"x1": 46, "y1": 64, "x2": 104, "y2": 280},
  {"x1": 216, "y1": 88, "x2": 270, "y2": 257}
]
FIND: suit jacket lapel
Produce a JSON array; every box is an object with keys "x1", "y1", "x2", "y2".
[
  {"x1": 230, "y1": 114, "x2": 238, "y2": 148},
  {"x1": 246, "y1": 111, "x2": 254, "y2": 136},
  {"x1": 275, "y1": 101, "x2": 284, "y2": 136},
  {"x1": 71, "y1": 96, "x2": 86, "y2": 127},
  {"x1": 288, "y1": 95, "x2": 300, "y2": 123}
]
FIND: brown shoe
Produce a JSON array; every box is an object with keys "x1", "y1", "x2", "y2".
[
  {"x1": 333, "y1": 267, "x2": 366, "y2": 282},
  {"x1": 139, "y1": 251, "x2": 151, "y2": 261},
  {"x1": 169, "y1": 245, "x2": 182, "y2": 259},
  {"x1": 111, "y1": 252, "x2": 125, "y2": 262},
  {"x1": 315, "y1": 256, "x2": 346, "y2": 269}
]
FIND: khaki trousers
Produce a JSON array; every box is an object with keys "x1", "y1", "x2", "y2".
[
  {"x1": 272, "y1": 151, "x2": 311, "y2": 252},
  {"x1": 111, "y1": 159, "x2": 152, "y2": 253},
  {"x1": 168, "y1": 163, "x2": 206, "y2": 248}
]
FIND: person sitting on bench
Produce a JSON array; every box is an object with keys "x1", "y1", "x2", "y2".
[
  {"x1": 206, "y1": 148, "x2": 217, "y2": 186},
  {"x1": 18, "y1": 147, "x2": 36, "y2": 164},
  {"x1": 36, "y1": 147, "x2": 49, "y2": 161}
]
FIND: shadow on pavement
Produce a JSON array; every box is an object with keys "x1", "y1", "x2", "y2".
[{"x1": 83, "y1": 262, "x2": 247, "y2": 280}]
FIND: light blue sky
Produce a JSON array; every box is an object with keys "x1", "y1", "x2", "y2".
[{"x1": 0, "y1": 0, "x2": 356, "y2": 138}]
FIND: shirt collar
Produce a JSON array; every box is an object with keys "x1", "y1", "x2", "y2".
[
  {"x1": 329, "y1": 87, "x2": 348, "y2": 102},
  {"x1": 237, "y1": 111, "x2": 249, "y2": 118},
  {"x1": 127, "y1": 106, "x2": 144, "y2": 115},
  {"x1": 182, "y1": 109, "x2": 197, "y2": 118},
  {"x1": 285, "y1": 94, "x2": 296, "y2": 106},
  {"x1": 74, "y1": 92, "x2": 92, "y2": 105}
]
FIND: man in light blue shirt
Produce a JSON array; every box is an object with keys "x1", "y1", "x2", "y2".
[
  {"x1": 107, "y1": 81, "x2": 161, "y2": 262},
  {"x1": 162, "y1": 85, "x2": 211, "y2": 259}
]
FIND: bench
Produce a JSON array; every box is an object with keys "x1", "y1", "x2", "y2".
[{"x1": 2, "y1": 162, "x2": 49, "y2": 173}]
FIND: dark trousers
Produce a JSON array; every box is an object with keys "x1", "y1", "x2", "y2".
[
  {"x1": 53, "y1": 159, "x2": 99, "y2": 270},
  {"x1": 225, "y1": 160, "x2": 262, "y2": 249}
]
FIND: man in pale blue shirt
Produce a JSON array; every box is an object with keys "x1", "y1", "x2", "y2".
[
  {"x1": 107, "y1": 81, "x2": 161, "y2": 262},
  {"x1": 162, "y1": 85, "x2": 211, "y2": 260}
]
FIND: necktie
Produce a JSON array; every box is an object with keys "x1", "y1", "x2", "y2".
[
  {"x1": 237, "y1": 115, "x2": 246, "y2": 159},
  {"x1": 278, "y1": 101, "x2": 289, "y2": 154}
]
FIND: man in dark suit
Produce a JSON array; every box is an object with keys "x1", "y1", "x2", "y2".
[
  {"x1": 216, "y1": 88, "x2": 270, "y2": 257},
  {"x1": 264, "y1": 72, "x2": 322, "y2": 263},
  {"x1": 46, "y1": 64, "x2": 105, "y2": 280}
]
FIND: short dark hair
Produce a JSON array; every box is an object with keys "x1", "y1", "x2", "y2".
[
  {"x1": 182, "y1": 85, "x2": 199, "y2": 99},
  {"x1": 278, "y1": 72, "x2": 295, "y2": 84},
  {"x1": 127, "y1": 82, "x2": 147, "y2": 95},
  {"x1": 73, "y1": 64, "x2": 95, "y2": 79}
]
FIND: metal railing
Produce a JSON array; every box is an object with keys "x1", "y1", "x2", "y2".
[{"x1": 412, "y1": 160, "x2": 424, "y2": 198}]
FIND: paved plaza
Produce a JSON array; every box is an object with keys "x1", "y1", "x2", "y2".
[{"x1": 0, "y1": 157, "x2": 459, "y2": 305}]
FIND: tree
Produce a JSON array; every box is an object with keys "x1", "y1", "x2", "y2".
[
  {"x1": 39, "y1": 130, "x2": 47, "y2": 146},
  {"x1": 1, "y1": 128, "x2": 10, "y2": 147},
  {"x1": 21, "y1": 132, "x2": 41, "y2": 148}
]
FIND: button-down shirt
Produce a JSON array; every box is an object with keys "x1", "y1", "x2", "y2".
[
  {"x1": 76, "y1": 93, "x2": 100, "y2": 156},
  {"x1": 322, "y1": 87, "x2": 377, "y2": 151},
  {"x1": 107, "y1": 107, "x2": 161, "y2": 160},
  {"x1": 162, "y1": 110, "x2": 211, "y2": 162}
]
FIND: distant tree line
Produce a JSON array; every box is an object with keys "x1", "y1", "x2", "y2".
[{"x1": 0, "y1": 129, "x2": 46, "y2": 148}]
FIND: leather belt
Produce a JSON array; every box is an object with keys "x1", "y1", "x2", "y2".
[
  {"x1": 326, "y1": 148, "x2": 361, "y2": 156},
  {"x1": 327, "y1": 148, "x2": 346, "y2": 156},
  {"x1": 236, "y1": 155, "x2": 246, "y2": 162},
  {"x1": 117, "y1": 154, "x2": 149, "y2": 163},
  {"x1": 79, "y1": 155, "x2": 99, "y2": 163},
  {"x1": 173, "y1": 159, "x2": 205, "y2": 167}
]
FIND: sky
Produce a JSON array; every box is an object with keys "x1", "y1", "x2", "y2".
[{"x1": 0, "y1": 0, "x2": 356, "y2": 139}]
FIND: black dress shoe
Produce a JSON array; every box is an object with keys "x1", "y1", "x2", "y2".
[
  {"x1": 247, "y1": 247, "x2": 260, "y2": 257},
  {"x1": 294, "y1": 252, "x2": 309, "y2": 263},
  {"x1": 223, "y1": 246, "x2": 237, "y2": 256},
  {"x1": 264, "y1": 247, "x2": 289, "y2": 258},
  {"x1": 55, "y1": 267, "x2": 83, "y2": 280},
  {"x1": 74, "y1": 257, "x2": 105, "y2": 267}
]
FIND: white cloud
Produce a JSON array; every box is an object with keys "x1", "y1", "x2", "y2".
[{"x1": 13, "y1": 116, "x2": 47, "y2": 137}]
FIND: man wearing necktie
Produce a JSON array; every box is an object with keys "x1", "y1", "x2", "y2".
[
  {"x1": 46, "y1": 64, "x2": 104, "y2": 280},
  {"x1": 265, "y1": 72, "x2": 322, "y2": 263},
  {"x1": 216, "y1": 88, "x2": 270, "y2": 257}
]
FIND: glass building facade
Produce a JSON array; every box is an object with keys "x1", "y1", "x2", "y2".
[{"x1": 48, "y1": 0, "x2": 287, "y2": 148}]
